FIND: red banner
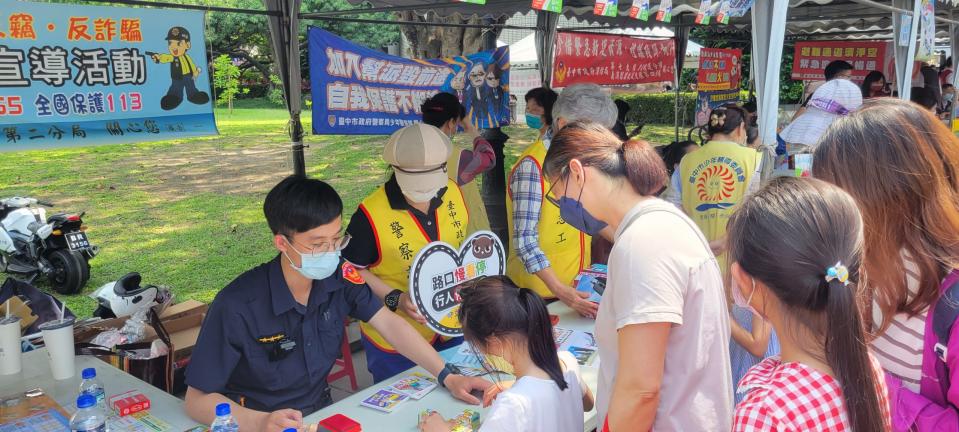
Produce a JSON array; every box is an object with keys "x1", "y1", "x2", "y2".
[
  {"x1": 552, "y1": 32, "x2": 675, "y2": 87},
  {"x1": 698, "y1": 48, "x2": 742, "y2": 91},
  {"x1": 792, "y1": 41, "x2": 887, "y2": 81}
]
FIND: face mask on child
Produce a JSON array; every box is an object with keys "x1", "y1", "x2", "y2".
[{"x1": 733, "y1": 277, "x2": 764, "y2": 319}]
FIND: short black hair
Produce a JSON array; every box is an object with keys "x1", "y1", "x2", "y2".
[
  {"x1": 421, "y1": 92, "x2": 465, "y2": 128},
  {"x1": 614, "y1": 99, "x2": 631, "y2": 122},
  {"x1": 824, "y1": 60, "x2": 854, "y2": 80},
  {"x1": 264, "y1": 176, "x2": 343, "y2": 236},
  {"x1": 524, "y1": 87, "x2": 558, "y2": 126},
  {"x1": 944, "y1": 83, "x2": 955, "y2": 90},
  {"x1": 910, "y1": 86, "x2": 938, "y2": 109}
]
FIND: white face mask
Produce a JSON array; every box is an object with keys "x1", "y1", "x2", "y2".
[{"x1": 402, "y1": 188, "x2": 440, "y2": 203}]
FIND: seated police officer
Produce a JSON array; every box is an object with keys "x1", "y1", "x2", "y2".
[{"x1": 184, "y1": 176, "x2": 489, "y2": 431}]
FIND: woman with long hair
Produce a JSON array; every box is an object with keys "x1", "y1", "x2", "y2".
[
  {"x1": 727, "y1": 177, "x2": 890, "y2": 431},
  {"x1": 814, "y1": 98, "x2": 959, "y2": 431},
  {"x1": 542, "y1": 120, "x2": 732, "y2": 431}
]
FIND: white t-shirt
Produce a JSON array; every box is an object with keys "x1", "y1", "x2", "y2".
[
  {"x1": 595, "y1": 198, "x2": 733, "y2": 431},
  {"x1": 480, "y1": 352, "x2": 585, "y2": 432}
]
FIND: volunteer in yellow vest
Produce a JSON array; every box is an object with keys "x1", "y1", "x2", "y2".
[
  {"x1": 343, "y1": 123, "x2": 471, "y2": 382},
  {"x1": 420, "y1": 92, "x2": 495, "y2": 235},
  {"x1": 676, "y1": 105, "x2": 762, "y2": 258},
  {"x1": 506, "y1": 84, "x2": 618, "y2": 318}
]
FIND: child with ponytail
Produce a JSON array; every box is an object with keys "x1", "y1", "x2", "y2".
[
  {"x1": 419, "y1": 276, "x2": 593, "y2": 432},
  {"x1": 726, "y1": 177, "x2": 890, "y2": 431}
]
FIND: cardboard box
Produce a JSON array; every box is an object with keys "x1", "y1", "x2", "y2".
[
  {"x1": 163, "y1": 313, "x2": 204, "y2": 361},
  {"x1": 158, "y1": 300, "x2": 207, "y2": 321},
  {"x1": 110, "y1": 390, "x2": 151, "y2": 416}
]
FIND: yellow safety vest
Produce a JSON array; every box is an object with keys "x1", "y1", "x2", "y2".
[
  {"x1": 357, "y1": 180, "x2": 469, "y2": 352},
  {"x1": 447, "y1": 148, "x2": 490, "y2": 236},
  {"x1": 505, "y1": 139, "x2": 590, "y2": 299},
  {"x1": 679, "y1": 140, "x2": 760, "y2": 267}
]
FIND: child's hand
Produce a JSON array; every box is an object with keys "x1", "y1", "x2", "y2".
[
  {"x1": 483, "y1": 380, "x2": 515, "y2": 407},
  {"x1": 418, "y1": 412, "x2": 452, "y2": 432}
]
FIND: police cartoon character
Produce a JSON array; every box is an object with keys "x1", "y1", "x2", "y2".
[{"x1": 150, "y1": 27, "x2": 210, "y2": 111}]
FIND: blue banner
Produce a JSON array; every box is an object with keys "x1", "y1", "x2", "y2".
[
  {"x1": 309, "y1": 27, "x2": 510, "y2": 135},
  {"x1": 0, "y1": 1, "x2": 217, "y2": 151}
]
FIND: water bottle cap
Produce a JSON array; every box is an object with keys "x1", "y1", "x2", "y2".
[
  {"x1": 77, "y1": 394, "x2": 96, "y2": 409},
  {"x1": 283, "y1": 429, "x2": 298, "y2": 432},
  {"x1": 81, "y1": 367, "x2": 96, "y2": 379},
  {"x1": 215, "y1": 402, "x2": 231, "y2": 416}
]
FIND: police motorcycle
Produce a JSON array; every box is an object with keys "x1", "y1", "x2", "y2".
[{"x1": 0, "y1": 197, "x2": 98, "y2": 294}]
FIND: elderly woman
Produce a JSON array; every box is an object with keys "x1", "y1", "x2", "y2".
[{"x1": 505, "y1": 83, "x2": 617, "y2": 318}]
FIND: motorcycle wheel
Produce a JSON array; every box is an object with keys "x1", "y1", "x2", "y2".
[{"x1": 47, "y1": 249, "x2": 90, "y2": 294}]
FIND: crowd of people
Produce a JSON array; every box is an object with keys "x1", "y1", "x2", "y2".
[{"x1": 174, "y1": 59, "x2": 959, "y2": 431}]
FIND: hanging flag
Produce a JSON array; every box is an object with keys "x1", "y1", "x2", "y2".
[
  {"x1": 695, "y1": 0, "x2": 713, "y2": 25},
  {"x1": 716, "y1": 1, "x2": 731, "y2": 24},
  {"x1": 723, "y1": 0, "x2": 753, "y2": 18},
  {"x1": 656, "y1": 0, "x2": 673, "y2": 22},
  {"x1": 916, "y1": 0, "x2": 935, "y2": 61},
  {"x1": 457, "y1": 0, "x2": 486, "y2": 3},
  {"x1": 629, "y1": 0, "x2": 651, "y2": 20},
  {"x1": 594, "y1": 0, "x2": 619, "y2": 17},
  {"x1": 532, "y1": 0, "x2": 563, "y2": 13}
]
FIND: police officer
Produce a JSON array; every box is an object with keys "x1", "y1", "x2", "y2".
[
  {"x1": 150, "y1": 26, "x2": 209, "y2": 111},
  {"x1": 184, "y1": 177, "x2": 488, "y2": 432}
]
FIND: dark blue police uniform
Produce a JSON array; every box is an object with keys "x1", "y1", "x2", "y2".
[{"x1": 186, "y1": 256, "x2": 382, "y2": 415}]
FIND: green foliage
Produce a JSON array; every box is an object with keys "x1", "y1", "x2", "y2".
[
  {"x1": 616, "y1": 92, "x2": 700, "y2": 126},
  {"x1": 267, "y1": 74, "x2": 286, "y2": 107},
  {"x1": 212, "y1": 54, "x2": 248, "y2": 111}
]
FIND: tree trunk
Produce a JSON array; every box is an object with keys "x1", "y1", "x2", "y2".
[{"x1": 397, "y1": 12, "x2": 505, "y2": 59}]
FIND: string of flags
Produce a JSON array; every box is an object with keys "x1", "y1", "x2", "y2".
[{"x1": 523, "y1": 0, "x2": 753, "y2": 25}]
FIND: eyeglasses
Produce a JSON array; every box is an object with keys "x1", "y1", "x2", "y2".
[
  {"x1": 468, "y1": 72, "x2": 486, "y2": 78},
  {"x1": 287, "y1": 234, "x2": 352, "y2": 254},
  {"x1": 544, "y1": 169, "x2": 569, "y2": 208}
]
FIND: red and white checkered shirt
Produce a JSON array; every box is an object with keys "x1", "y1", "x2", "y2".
[{"x1": 733, "y1": 355, "x2": 891, "y2": 431}]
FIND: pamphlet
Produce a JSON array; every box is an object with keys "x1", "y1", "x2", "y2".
[
  {"x1": 360, "y1": 389, "x2": 409, "y2": 413},
  {"x1": 574, "y1": 264, "x2": 608, "y2": 303},
  {"x1": 0, "y1": 409, "x2": 69, "y2": 432},
  {"x1": 389, "y1": 372, "x2": 438, "y2": 400},
  {"x1": 567, "y1": 345, "x2": 598, "y2": 366}
]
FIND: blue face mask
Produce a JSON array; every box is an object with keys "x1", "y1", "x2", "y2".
[
  {"x1": 556, "y1": 171, "x2": 608, "y2": 236},
  {"x1": 525, "y1": 112, "x2": 543, "y2": 130},
  {"x1": 284, "y1": 238, "x2": 340, "y2": 280}
]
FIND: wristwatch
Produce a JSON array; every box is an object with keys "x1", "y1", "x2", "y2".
[
  {"x1": 384, "y1": 289, "x2": 403, "y2": 312},
  {"x1": 437, "y1": 363, "x2": 462, "y2": 388}
]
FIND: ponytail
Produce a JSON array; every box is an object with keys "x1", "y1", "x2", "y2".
[
  {"x1": 518, "y1": 288, "x2": 568, "y2": 390},
  {"x1": 706, "y1": 105, "x2": 747, "y2": 142},
  {"x1": 458, "y1": 276, "x2": 568, "y2": 390},
  {"x1": 544, "y1": 120, "x2": 666, "y2": 197},
  {"x1": 823, "y1": 279, "x2": 885, "y2": 432},
  {"x1": 726, "y1": 177, "x2": 889, "y2": 432}
]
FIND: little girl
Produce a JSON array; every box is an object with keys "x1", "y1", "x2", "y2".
[
  {"x1": 419, "y1": 276, "x2": 593, "y2": 432},
  {"x1": 726, "y1": 177, "x2": 890, "y2": 431}
]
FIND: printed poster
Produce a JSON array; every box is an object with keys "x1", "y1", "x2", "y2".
[
  {"x1": 695, "y1": 0, "x2": 712, "y2": 25},
  {"x1": 917, "y1": 0, "x2": 935, "y2": 61},
  {"x1": 656, "y1": 0, "x2": 673, "y2": 22},
  {"x1": 694, "y1": 89, "x2": 739, "y2": 126},
  {"x1": 698, "y1": 48, "x2": 741, "y2": 91},
  {"x1": 308, "y1": 27, "x2": 510, "y2": 135},
  {"x1": 0, "y1": 1, "x2": 217, "y2": 151},
  {"x1": 552, "y1": 32, "x2": 675, "y2": 87},
  {"x1": 792, "y1": 41, "x2": 887, "y2": 81}
]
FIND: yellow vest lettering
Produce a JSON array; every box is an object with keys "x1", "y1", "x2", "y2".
[
  {"x1": 358, "y1": 180, "x2": 469, "y2": 352},
  {"x1": 505, "y1": 139, "x2": 590, "y2": 298},
  {"x1": 447, "y1": 148, "x2": 490, "y2": 236}
]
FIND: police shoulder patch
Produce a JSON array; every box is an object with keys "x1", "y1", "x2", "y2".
[{"x1": 342, "y1": 262, "x2": 364, "y2": 285}]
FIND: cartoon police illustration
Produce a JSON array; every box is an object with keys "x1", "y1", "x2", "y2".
[{"x1": 149, "y1": 26, "x2": 210, "y2": 110}]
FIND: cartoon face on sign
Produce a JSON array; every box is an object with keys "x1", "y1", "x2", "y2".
[{"x1": 408, "y1": 231, "x2": 506, "y2": 337}]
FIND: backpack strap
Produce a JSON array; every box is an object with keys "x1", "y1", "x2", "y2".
[{"x1": 933, "y1": 270, "x2": 959, "y2": 363}]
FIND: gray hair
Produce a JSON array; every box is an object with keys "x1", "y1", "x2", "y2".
[{"x1": 551, "y1": 83, "x2": 618, "y2": 129}]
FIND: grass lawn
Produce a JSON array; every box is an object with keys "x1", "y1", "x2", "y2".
[{"x1": 0, "y1": 100, "x2": 681, "y2": 316}]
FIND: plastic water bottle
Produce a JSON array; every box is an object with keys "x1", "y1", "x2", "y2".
[
  {"x1": 210, "y1": 403, "x2": 239, "y2": 432},
  {"x1": 69, "y1": 394, "x2": 107, "y2": 432},
  {"x1": 79, "y1": 367, "x2": 106, "y2": 410}
]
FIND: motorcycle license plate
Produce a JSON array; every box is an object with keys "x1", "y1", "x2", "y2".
[{"x1": 65, "y1": 232, "x2": 90, "y2": 251}]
